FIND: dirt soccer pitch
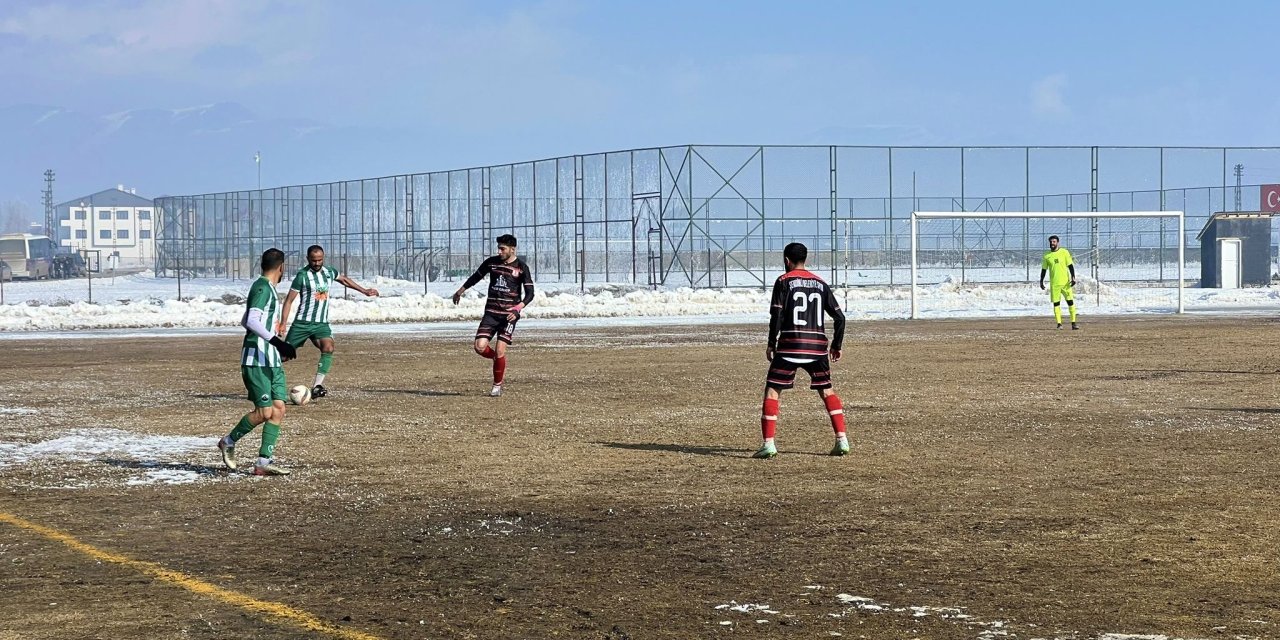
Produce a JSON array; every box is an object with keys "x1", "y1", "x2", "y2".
[{"x1": 1, "y1": 316, "x2": 1278, "y2": 639}]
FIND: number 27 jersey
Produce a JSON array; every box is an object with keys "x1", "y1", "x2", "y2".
[{"x1": 769, "y1": 269, "x2": 845, "y2": 359}]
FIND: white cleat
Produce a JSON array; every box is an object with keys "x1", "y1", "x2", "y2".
[
  {"x1": 489, "y1": 384, "x2": 503, "y2": 397},
  {"x1": 217, "y1": 438, "x2": 236, "y2": 471}
]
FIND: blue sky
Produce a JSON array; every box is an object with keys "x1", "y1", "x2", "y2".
[{"x1": 1, "y1": 0, "x2": 1278, "y2": 212}]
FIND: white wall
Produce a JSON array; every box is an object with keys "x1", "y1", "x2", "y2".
[{"x1": 60, "y1": 204, "x2": 155, "y2": 267}]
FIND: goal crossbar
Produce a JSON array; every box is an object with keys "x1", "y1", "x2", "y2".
[{"x1": 909, "y1": 210, "x2": 1185, "y2": 318}]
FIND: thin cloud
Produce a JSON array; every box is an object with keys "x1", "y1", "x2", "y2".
[{"x1": 1032, "y1": 73, "x2": 1070, "y2": 117}]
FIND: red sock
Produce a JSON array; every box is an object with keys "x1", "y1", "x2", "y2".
[
  {"x1": 761, "y1": 398, "x2": 779, "y2": 440},
  {"x1": 824, "y1": 394, "x2": 846, "y2": 435},
  {"x1": 480, "y1": 346, "x2": 496, "y2": 359},
  {"x1": 493, "y1": 356, "x2": 507, "y2": 385}
]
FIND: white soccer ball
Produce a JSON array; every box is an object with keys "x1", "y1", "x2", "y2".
[{"x1": 288, "y1": 385, "x2": 311, "y2": 406}]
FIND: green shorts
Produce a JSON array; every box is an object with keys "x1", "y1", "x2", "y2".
[
  {"x1": 1049, "y1": 284, "x2": 1075, "y2": 304},
  {"x1": 242, "y1": 366, "x2": 287, "y2": 408},
  {"x1": 285, "y1": 320, "x2": 333, "y2": 347}
]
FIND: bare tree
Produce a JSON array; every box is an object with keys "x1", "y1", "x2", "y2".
[{"x1": 0, "y1": 201, "x2": 35, "y2": 234}]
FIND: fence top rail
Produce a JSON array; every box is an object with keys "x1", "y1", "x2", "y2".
[
  {"x1": 153, "y1": 145, "x2": 1280, "y2": 201},
  {"x1": 912, "y1": 211, "x2": 1185, "y2": 220}
]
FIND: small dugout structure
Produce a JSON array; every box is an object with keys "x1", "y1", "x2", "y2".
[{"x1": 1196, "y1": 212, "x2": 1275, "y2": 288}]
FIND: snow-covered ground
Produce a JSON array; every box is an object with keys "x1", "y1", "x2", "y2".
[{"x1": 0, "y1": 270, "x2": 1275, "y2": 333}]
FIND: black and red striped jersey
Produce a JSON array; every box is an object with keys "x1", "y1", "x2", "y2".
[
  {"x1": 463, "y1": 256, "x2": 535, "y2": 315},
  {"x1": 768, "y1": 269, "x2": 845, "y2": 359}
]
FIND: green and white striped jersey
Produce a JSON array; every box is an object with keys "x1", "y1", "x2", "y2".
[
  {"x1": 290, "y1": 266, "x2": 340, "y2": 323},
  {"x1": 241, "y1": 277, "x2": 282, "y2": 367}
]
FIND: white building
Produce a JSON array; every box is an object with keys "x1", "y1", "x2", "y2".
[{"x1": 55, "y1": 186, "x2": 156, "y2": 268}]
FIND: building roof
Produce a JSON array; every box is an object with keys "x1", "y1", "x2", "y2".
[
  {"x1": 1196, "y1": 211, "x2": 1279, "y2": 241},
  {"x1": 56, "y1": 187, "x2": 154, "y2": 209}
]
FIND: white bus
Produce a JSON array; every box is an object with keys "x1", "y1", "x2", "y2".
[{"x1": 0, "y1": 233, "x2": 54, "y2": 280}]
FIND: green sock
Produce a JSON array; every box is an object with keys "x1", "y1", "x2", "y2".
[
  {"x1": 227, "y1": 415, "x2": 256, "y2": 444},
  {"x1": 318, "y1": 352, "x2": 333, "y2": 375},
  {"x1": 259, "y1": 422, "x2": 281, "y2": 458}
]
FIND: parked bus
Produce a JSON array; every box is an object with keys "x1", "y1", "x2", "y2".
[{"x1": 0, "y1": 233, "x2": 54, "y2": 280}]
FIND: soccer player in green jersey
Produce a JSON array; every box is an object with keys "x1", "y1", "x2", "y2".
[
  {"x1": 278, "y1": 245, "x2": 380, "y2": 398},
  {"x1": 217, "y1": 248, "x2": 298, "y2": 476},
  {"x1": 1039, "y1": 235, "x2": 1079, "y2": 330}
]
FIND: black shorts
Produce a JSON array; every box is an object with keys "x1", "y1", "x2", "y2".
[
  {"x1": 766, "y1": 355, "x2": 832, "y2": 390},
  {"x1": 476, "y1": 312, "x2": 518, "y2": 344}
]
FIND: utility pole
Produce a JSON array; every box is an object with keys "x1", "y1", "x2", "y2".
[
  {"x1": 42, "y1": 170, "x2": 55, "y2": 238},
  {"x1": 1233, "y1": 164, "x2": 1244, "y2": 211},
  {"x1": 255, "y1": 151, "x2": 261, "y2": 190}
]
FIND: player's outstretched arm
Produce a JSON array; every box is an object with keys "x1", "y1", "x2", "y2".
[
  {"x1": 1039, "y1": 268, "x2": 1047, "y2": 290},
  {"x1": 453, "y1": 260, "x2": 491, "y2": 304},
  {"x1": 1068, "y1": 264, "x2": 1076, "y2": 287},
  {"x1": 337, "y1": 274, "x2": 378, "y2": 297}
]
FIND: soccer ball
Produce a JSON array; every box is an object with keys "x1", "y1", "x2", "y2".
[{"x1": 288, "y1": 385, "x2": 311, "y2": 406}]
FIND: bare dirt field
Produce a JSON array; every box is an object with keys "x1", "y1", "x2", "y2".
[{"x1": 1, "y1": 316, "x2": 1278, "y2": 639}]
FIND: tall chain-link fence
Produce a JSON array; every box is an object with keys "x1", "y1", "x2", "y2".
[{"x1": 155, "y1": 146, "x2": 1280, "y2": 289}]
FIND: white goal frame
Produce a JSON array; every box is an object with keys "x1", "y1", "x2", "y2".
[{"x1": 909, "y1": 210, "x2": 1185, "y2": 319}]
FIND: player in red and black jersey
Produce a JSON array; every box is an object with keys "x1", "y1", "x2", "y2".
[
  {"x1": 757, "y1": 242, "x2": 849, "y2": 458},
  {"x1": 452, "y1": 234, "x2": 535, "y2": 396}
]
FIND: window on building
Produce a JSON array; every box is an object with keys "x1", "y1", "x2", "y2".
[
  {"x1": 116, "y1": 210, "x2": 129, "y2": 220},
  {"x1": 139, "y1": 230, "x2": 152, "y2": 239},
  {"x1": 99, "y1": 211, "x2": 110, "y2": 220},
  {"x1": 74, "y1": 210, "x2": 86, "y2": 220},
  {"x1": 117, "y1": 230, "x2": 129, "y2": 239},
  {"x1": 138, "y1": 211, "x2": 151, "y2": 220},
  {"x1": 75, "y1": 230, "x2": 87, "y2": 239},
  {"x1": 99, "y1": 230, "x2": 111, "y2": 239}
]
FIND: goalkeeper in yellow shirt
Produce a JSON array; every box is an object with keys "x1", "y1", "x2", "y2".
[{"x1": 1039, "y1": 235, "x2": 1079, "y2": 330}]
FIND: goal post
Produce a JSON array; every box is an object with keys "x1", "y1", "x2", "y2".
[{"x1": 909, "y1": 211, "x2": 1185, "y2": 319}]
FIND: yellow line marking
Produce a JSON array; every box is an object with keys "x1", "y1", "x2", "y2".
[{"x1": 0, "y1": 511, "x2": 383, "y2": 640}]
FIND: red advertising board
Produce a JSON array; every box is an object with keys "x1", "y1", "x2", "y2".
[{"x1": 1263, "y1": 184, "x2": 1280, "y2": 212}]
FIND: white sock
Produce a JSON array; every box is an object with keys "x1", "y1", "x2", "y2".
[
  {"x1": 314, "y1": 373, "x2": 326, "y2": 387},
  {"x1": 836, "y1": 434, "x2": 848, "y2": 443},
  {"x1": 256, "y1": 456, "x2": 271, "y2": 467},
  {"x1": 763, "y1": 438, "x2": 775, "y2": 447}
]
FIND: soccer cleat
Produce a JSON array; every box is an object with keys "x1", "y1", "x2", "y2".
[
  {"x1": 752, "y1": 442, "x2": 778, "y2": 459},
  {"x1": 311, "y1": 384, "x2": 328, "y2": 398},
  {"x1": 489, "y1": 384, "x2": 503, "y2": 397},
  {"x1": 829, "y1": 440, "x2": 850, "y2": 456},
  {"x1": 1071, "y1": 322, "x2": 1079, "y2": 330},
  {"x1": 253, "y1": 461, "x2": 291, "y2": 476},
  {"x1": 217, "y1": 438, "x2": 237, "y2": 471},
  {"x1": 1056, "y1": 323, "x2": 1063, "y2": 330}
]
